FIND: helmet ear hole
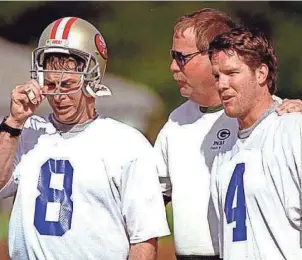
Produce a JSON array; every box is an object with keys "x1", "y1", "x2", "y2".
[
  {"x1": 83, "y1": 84, "x2": 96, "y2": 97},
  {"x1": 94, "y1": 84, "x2": 112, "y2": 97},
  {"x1": 84, "y1": 82, "x2": 112, "y2": 97}
]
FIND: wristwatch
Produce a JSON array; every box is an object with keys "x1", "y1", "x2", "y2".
[{"x1": 0, "y1": 116, "x2": 22, "y2": 137}]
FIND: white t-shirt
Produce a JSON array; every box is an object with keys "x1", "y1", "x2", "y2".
[
  {"x1": 155, "y1": 100, "x2": 238, "y2": 255},
  {"x1": 0, "y1": 115, "x2": 170, "y2": 260},
  {"x1": 211, "y1": 112, "x2": 302, "y2": 260}
]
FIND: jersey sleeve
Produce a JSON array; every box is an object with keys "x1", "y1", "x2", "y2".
[
  {"x1": 210, "y1": 154, "x2": 224, "y2": 257},
  {"x1": 266, "y1": 114, "x2": 302, "y2": 234},
  {"x1": 0, "y1": 134, "x2": 24, "y2": 198},
  {"x1": 284, "y1": 115, "x2": 302, "y2": 231},
  {"x1": 120, "y1": 144, "x2": 170, "y2": 244},
  {"x1": 0, "y1": 115, "x2": 50, "y2": 198},
  {"x1": 0, "y1": 115, "x2": 55, "y2": 198},
  {"x1": 154, "y1": 124, "x2": 172, "y2": 197}
]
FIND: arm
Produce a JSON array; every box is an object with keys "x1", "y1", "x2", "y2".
[
  {"x1": 128, "y1": 238, "x2": 157, "y2": 260},
  {"x1": 154, "y1": 125, "x2": 172, "y2": 205},
  {"x1": 0, "y1": 80, "x2": 44, "y2": 193},
  {"x1": 0, "y1": 125, "x2": 20, "y2": 190}
]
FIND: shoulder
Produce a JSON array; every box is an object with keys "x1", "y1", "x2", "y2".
[
  {"x1": 158, "y1": 100, "x2": 201, "y2": 134},
  {"x1": 154, "y1": 101, "x2": 200, "y2": 140},
  {"x1": 16, "y1": 115, "x2": 56, "y2": 155},
  {"x1": 279, "y1": 111, "x2": 302, "y2": 122},
  {"x1": 272, "y1": 112, "x2": 302, "y2": 130},
  {"x1": 95, "y1": 117, "x2": 152, "y2": 149},
  {"x1": 95, "y1": 117, "x2": 154, "y2": 170},
  {"x1": 275, "y1": 112, "x2": 302, "y2": 137},
  {"x1": 168, "y1": 100, "x2": 200, "y2": 124},
  {"x1": 21, "y1": 114, "x2": 56, "y2": 138},
  {"x1": 170, "y1": 100, "x2": 198, "y2": 116},
  {"x1": 23, "y1": 115, "x2": 53, "y2": 131}
]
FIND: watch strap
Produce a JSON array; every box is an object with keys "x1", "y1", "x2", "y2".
[{"x1": 0, "y1": 117, "x2": 22, "y2": 137}]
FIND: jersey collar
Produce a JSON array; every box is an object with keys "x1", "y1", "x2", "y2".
[{"x1": 199, "y1": 104, "x2": 224, "y2": 114}]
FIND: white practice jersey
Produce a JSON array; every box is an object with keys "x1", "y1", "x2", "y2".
[
  {"x1": 155, "y1": 100, "x2": 238, "y2": 255},
  {"x1": 0, "y1": 115, "x2": 170, "y2": 260},
  {"x1": 211, "y1": 112, "x2": 302, "y2": 260}
]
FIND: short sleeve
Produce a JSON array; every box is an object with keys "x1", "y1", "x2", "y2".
[
  {"x1": 120, "y1": 146, "x2": 170, "y2": 244},
  {"x1": 154, "y1": 124, "x2": 172, "y2": 197},
  {"x1": 210, "y1": 154, "x2": 224, "y2": 257},
  {"x1": 0, "y1": 133, "x2": 24, "y2": 198}
]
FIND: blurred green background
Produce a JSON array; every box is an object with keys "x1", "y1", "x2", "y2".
[
  {"x1": 1, "y1": 1, "x2": 302, "y2": 259},
  {"x1": 1, "y1": 1, "x2": 302, "y2": 118}
]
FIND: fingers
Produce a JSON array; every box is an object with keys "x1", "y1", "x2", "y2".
[
  {"x1": 276, "y1": 99, "x2": 302, "y2": 116},
  {"x1": 8, "y1": 79, "x2": 47, "y2": 126},
  {"x1": 25, "y1": 87, "x2": 37, "y2": 104},
  {"x1": 25, "y1": 80, "x2": 44, "y2": 104},
  {"x1": 13, "y1": 80, "x2": 45, "y2": 106}
]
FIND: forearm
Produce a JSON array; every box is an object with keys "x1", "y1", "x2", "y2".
[
  {"x1": 0, "y1": 131, "x2": 19, "y2": 190},
  {"x1": 128, "y1": 238, "x2": 157, "y2": 260}
]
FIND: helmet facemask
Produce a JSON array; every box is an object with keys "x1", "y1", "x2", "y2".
[
  {"x1": 30, "y1": 46, "x2": 112, "y2": 97},
  {"x1": 30, "y1": 17, "x2": 111, "y2": 98}
]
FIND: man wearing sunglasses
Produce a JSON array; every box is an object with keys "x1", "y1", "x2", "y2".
[{"x1": 155, "y1": 8, "x2": 302, "y2": 260}]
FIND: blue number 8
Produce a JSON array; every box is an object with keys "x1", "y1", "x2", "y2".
[
  {"x1": 224, "y1": 163, "x2": 247, "y2": 242},
  {"x1": 34, "y1": 159, "x2": 74, "y2": 236}
]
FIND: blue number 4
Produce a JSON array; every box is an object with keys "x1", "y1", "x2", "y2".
[
  {"x1": 224, "y1": 163, "x2": 247, "y2": 242},
  {"x1": 34, "y1": 159, "x2": 74, "y2": 236}
]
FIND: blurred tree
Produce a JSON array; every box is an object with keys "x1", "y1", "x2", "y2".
[
  {"x1": 0, "y1": 2, "x2": 302, "y2": 259},
  {"x1": 0, "y1": 1, "x2": 301, "y2": 124}
]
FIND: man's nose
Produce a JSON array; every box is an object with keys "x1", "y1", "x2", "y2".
[
  {"x1": 170, "y1": 59, "x2": 181, "y2": 73},
  {"x1": 217, "y1": 75, "x2": 229, "y2": 91}
]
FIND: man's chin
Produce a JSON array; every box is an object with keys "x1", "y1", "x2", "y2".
[
  {"x1": 224, "y1": 106, "x2": 238, "y2": 118},
  {"x1": 179, "y1": 88, "x2": 191, "y2": 98},
  {"x1": 54, "y1": 113, "x2": 75, "y2": 125}
]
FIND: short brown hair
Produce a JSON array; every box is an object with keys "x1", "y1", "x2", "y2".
[
  {"x1": 174, "y1": 8, "x2": 237, "y2": 51},
  {"x1": 208, "y1": 27, "x2": 277, "y2": 94},
  {"x1": 43, "y1": 53, "x2": 86, "y2": 72}
]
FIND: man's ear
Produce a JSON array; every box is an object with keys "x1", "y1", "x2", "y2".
[{"x1": 256, "y1": 63, "x2": 269, "y2": 86}]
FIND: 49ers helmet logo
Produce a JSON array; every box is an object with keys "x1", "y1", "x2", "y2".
[{"x1": 95, "y1": 34, "x2": 107, "y2": 60}]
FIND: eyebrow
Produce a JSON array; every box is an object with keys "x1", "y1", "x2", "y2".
[
  {"x1": 44, "y1": 78, "x2": 78, "y2": 84},
  {"x1": 220, "y1": 65, "x2": 241, "y2": 72}
]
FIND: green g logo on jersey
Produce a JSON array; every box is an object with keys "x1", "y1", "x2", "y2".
[{"x1": 217, "y1": 129, "x2": 231, "y2": 140}]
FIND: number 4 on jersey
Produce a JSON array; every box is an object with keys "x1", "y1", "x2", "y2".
[{"x1": 224, "y1": 163, "x2": 247, "y2": 242}]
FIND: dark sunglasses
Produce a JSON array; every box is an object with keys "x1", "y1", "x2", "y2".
[{"x1": 170, "y1": 49, "x2": 208, "y2": 66}]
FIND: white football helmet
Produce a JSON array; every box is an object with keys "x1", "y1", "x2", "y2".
[{"x1": 30, "y1": 17, "x2": 112, "y2": 97}]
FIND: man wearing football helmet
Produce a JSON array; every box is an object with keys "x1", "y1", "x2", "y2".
[{"x1": 0, "y1": 17, "x2": 169, "y2": 260}]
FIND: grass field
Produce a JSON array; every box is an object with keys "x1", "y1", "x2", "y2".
[
  {"x1": 0, "y1": 214, "x2": 9, "y2": 259},
  {"x1": 0, "y1": 214, "x2": 8, "y2": 241}
]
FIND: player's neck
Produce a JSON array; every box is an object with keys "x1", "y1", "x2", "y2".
[
  {"x1": 50, "y1": 110, "x2": 99, "y2": 133},
  {"x1": 238, "y1": 95, "x2": 274, "y2": 130},
  {"x1": 190, "y1": 91, "x2": 222, "y2": 108}
]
